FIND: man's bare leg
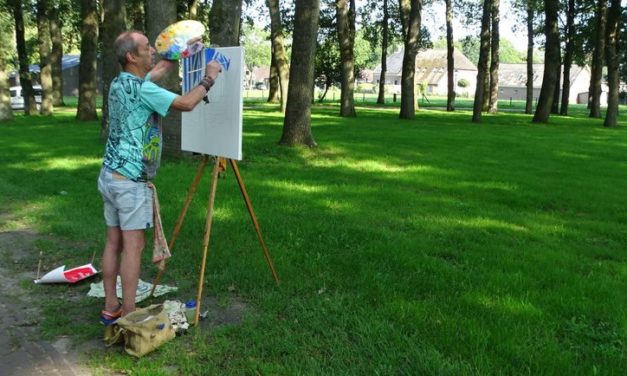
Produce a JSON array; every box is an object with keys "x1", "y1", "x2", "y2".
[
  {"x1": 120, "y1": 229, "x2": 145, "y2": 316},
  {"x1": 102, "y1": 226, "x2": 122, "y2": 312}
]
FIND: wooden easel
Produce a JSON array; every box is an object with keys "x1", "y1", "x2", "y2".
[{"x1": 150, "y1": 155, "x2": 279, "y2": 324}]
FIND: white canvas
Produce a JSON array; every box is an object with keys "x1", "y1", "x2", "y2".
[{"x1": 182, "y1": 47, "x2": 244, "y2": 160}]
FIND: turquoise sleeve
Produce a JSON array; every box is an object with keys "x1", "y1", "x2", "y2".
[{"x1": 140, "y1": 75, "x2": 178, "y2": 117}]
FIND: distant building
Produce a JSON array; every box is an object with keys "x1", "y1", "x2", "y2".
[
  {"x1": 372, "y1": 48, "x2": 478, "y2": 96},
  {"x1": 245, "y1": 66, "x2": 270, "y2": 88},
  {"x1": 497, "y1": 64, "x2": 605, "y2": 105},
  {"x1": 11, "y1": 55, "x2": 103, "y2": 96}
]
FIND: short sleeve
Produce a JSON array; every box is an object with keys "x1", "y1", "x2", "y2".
[{"x1": 140, "y1": 74, "x2": 178, "y2": 117}]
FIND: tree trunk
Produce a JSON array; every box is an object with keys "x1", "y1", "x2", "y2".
[
  {"x1": 589, "y1": 0, "x2": 607, "y2": 118},
  {"x1": 399, "y1": 0, "x2": 421, "y2": 120},
  {"x1": 210, "y1": 0, "x2": 242, "y2": 46},
  {"x1": 37, "y1": 0, "x2": 54, "y2": 115},
  {"x1": 551, "y1": 54, "x2": 561, "y2": 114},
  {"x1": 267, "y1": 55, "x2": 280, "y2": 102},
  {"x1": 532, "y1": 0, "x2": 559, "y2": 123},
  {"x1": 146, "y1": 1, "x2": 178, "y2": 91},
  {"x1": 472, "y1": 0, "x2": 491, "y2": 122},
  {"x1": 101, "y1": 0, "x2": 126, "y2": 139},
  {"x1": 377, "y1": 0, "x2": 389, "y2": 105},
  {"x1": 12, "y1": 0, "x2": 37, "y2": 115},
  {"x1": 603, "y1": 0, "x2": 621, "y2": 127},
  {"x1": 488, "y1": 0, "x2": 499, "y2": 114},
  {"x1": 445, "y1": 0, "x2": 454, "y2": 111},
  {"x1": 559, "y1": 0, "x2": 575, "y2": 115},
  {"x1": 267, "y1": 0, "x2": 290, "y2": 112},
  {"x1": 49, "y1": 3, "x2": 64, "y2": 106},
  {"x1": 525, "y1": 1, "x2": 534, "y2": 114},
  {"x1": 280, "y1": 0, "x2": 319, "y2": 146},
  {"x1": 76, "y1": 0, "x2": 99, "y2": 121},
  {"x1": 0, "y1": 56, "x2": 13, "y2": 122},
  {"x1": 336, "y1": 0, "x2": 357, "y2": 117},
  {"x1": 188, "y1": 0, "x2": 199, "y2": 19}
]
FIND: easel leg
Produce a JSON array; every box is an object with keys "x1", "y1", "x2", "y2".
[
  {"x1": 194, "y1": 157, "x2": 222, "y2": 324},
  {"x1": 229, "y1": 159, "x2": 280, "y2": 285},
  {"x1": 150, "y1": 155, "x2": 208, "y2": 297}
]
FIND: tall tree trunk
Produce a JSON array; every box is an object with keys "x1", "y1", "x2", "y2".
[
  {"x1": 525, "y1": 0, "x2": 534, "y2": 114},
  {"x1": 267, "y1": 55, "x2": 280, "y2": 102},
  {"x1": 472, "y1": 0, "x2": 491, "y2": 122},
  {"x1": 589, "y1": 0, "x2": 607, "y2": 117},
  {"x1": 559, "y1": 0, "x2": 575, "y2": 115},
  {"x1": 551, "y1": 54, "x2": 561, "y2": 114},
  {"x1": 49, "y1": 2, "x2": 64, "y2": 106},
  {"x1": 210, "y1": 0, "x2": 242, "y2": 46},
  {"x1": 280, "y1": 0, "x2": 319, "y2": 146},
  {"x1": 37, "y1": 0, "x2": 53, "y2": 115},
  {"x1": 12, "y1": 0, "x2": 37, "y2": 115},
  {"x1": 267, "y1": 0, "x2": 290, "y2": 112},
  {"x1": 146, "y1": 1, "x2": 177, "y2": 91},
  {"x1": 101, "y1": 0, "x2": 126, "y2": 139},
  {"x1": 336, "y1": 0, "x2": 357, "y2": 117},
  {"x1": 532, "y1": 0, "x2": 559, "y2": 123},
  {"x1": 377, "y1": 0, "x2": 389, "y2": 105},
  {"x1": 603, "y1": 0, "x2": 621, "y2": 127},
  {"x1": 445, "y1": 0, "x2": 454, "y2": 111},
  {"x1": 488, "y1": 0, "x2": 499, "y2": 114},
  {"x1": 0, "y1": 55, "x2": 12, "y2": 121},
  {"x1": 76, "y1": 0, "x2": 99, "y2": 121},
  {"x1": 399, "y1": 0, "x2": 421, "y2": 120}
]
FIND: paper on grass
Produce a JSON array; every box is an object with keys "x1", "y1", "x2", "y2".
[
  {"x1": 34, "y1": 264, "x2": 98, "y2": 284},
  {"x1": 87, "y1": 276, "x2": 178, "y2": 303}
]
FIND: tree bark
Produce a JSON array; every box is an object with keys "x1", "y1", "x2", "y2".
[
  {"x1": 267, "y1": 0, "x2": 290, "y2": 112},
  {"x1": 11, "y1": 0, "x2": 37, "y2": 115},
  {"x1": 37, "y1": 0, "x2": 54, "y2": 115},
  {"x1": 532, "y1": 0, "x2": 559, "y2": 123},
  {"x1": 267, "y1": 55, "x2": 280, "y2": 103},
  {"x1": 525, "y1": 0, "x2": 534, "y2": 114},
  {"x1": 445, "y1": 0, "x2": 454, "y2": 111},
  {"x1": 559, "y1": 0, "x2": 575, "y2": 115},
  {"x1": 210, "y1": 0, "x2": 243, "y2": 46},
  {"x1": 551, "y1": 53, "x2": 561, "y2": 114},
  {"x1": 188, "y1": 0, "x2": 200, "y2": 19},
  {"x1": 280, "y1": 0, "x2": 319, "y2": 146},
  {"x1": 488, "y1": 0, "x2": 499, "y2": 114},
  {"x1": 101, "y1": 0, "x2": 126, "y2": 139},
  {"x1": 49, "y1": 2, "x2": 64, "y2": 106},
  {"x1": 472, "y1": 0, "x2": 491, "y2": 122},
  {"x1": 589, "y1": 0, "x2": 607, "y2": 117},
  {"x1": 399, "y1": 0, "x2": 421, "y2": 120},
  {"x1": 0, "y1": 54, "x2": 12, "y2": 122},
  {"x1": 336, "y1": 0, "x2": 357, "y2": 117},
  {"x1": 603, "y1": 0, "x2": 621, "y2": 127},
  {"x1": 377, "y1": 0, "x2": 389, "y2": 105},
  {"x1": 76, "y1": 0, "x2": 99, "y2": 121}
]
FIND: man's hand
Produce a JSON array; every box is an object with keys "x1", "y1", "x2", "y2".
[{"x1": 205, "y1": 61, "x2": 222, "y2": 81}]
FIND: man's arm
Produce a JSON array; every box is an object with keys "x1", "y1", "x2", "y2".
[
  {"x1": 170, "y1": 61, "x2": 221, "y2": 112},
  {"x1": 149, "y1": 59, "x2": 177, "y2": 83}
]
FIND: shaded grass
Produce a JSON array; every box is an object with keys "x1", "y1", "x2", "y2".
[{"x1": 0, "y1": 104, "x2": 626, "y2": 374}]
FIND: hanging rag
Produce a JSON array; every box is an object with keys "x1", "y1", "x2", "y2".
[{"x1": 148, "y1": 182, "x2": 171, "y2": 269}]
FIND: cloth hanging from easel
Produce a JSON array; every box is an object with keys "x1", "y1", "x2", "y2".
[{"x1": 148, "y1": 183, "x2": 171, "y2": 268}]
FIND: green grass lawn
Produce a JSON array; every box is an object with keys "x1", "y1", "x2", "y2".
[{"x1": 0, "y1": 103, "x2": 626, "y2": 374}]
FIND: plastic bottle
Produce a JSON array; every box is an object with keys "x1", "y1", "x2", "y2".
[{"x1": 185, "y1": 300, "x2": 197, "y2": 324}]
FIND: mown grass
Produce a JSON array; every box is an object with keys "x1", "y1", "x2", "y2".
[{"x1": 0, "y1": 103, "x2": 626, "y2": 375}]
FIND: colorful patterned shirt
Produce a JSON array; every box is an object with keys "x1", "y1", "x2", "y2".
[{"x1": 103, "y1": 72, "x2": 177, "y2": 180}]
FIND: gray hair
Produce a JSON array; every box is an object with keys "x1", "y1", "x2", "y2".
[{"x1": 113, "y1": 31, "x2": 142, "y2": 67}]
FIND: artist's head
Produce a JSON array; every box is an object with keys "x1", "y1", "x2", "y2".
[{"x1": 114, "y1": 31, "x2": 155, "y2": 76}]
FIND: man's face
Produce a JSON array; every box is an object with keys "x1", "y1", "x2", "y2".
[{"x1": 131, "y1": 33, "x2": 155, "y2": 72}]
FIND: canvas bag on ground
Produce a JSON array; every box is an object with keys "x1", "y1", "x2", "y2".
[{"x1": 104, "y1": 304, "x2": 175, "y2": 357}]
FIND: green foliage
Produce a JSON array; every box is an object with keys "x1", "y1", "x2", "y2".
[
  {"x1": 457, "y1": 78, "x2": 469, "y2": 87},
  {"x1": 241, "y1": 22, "x2": 271, "y2": 69}
]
